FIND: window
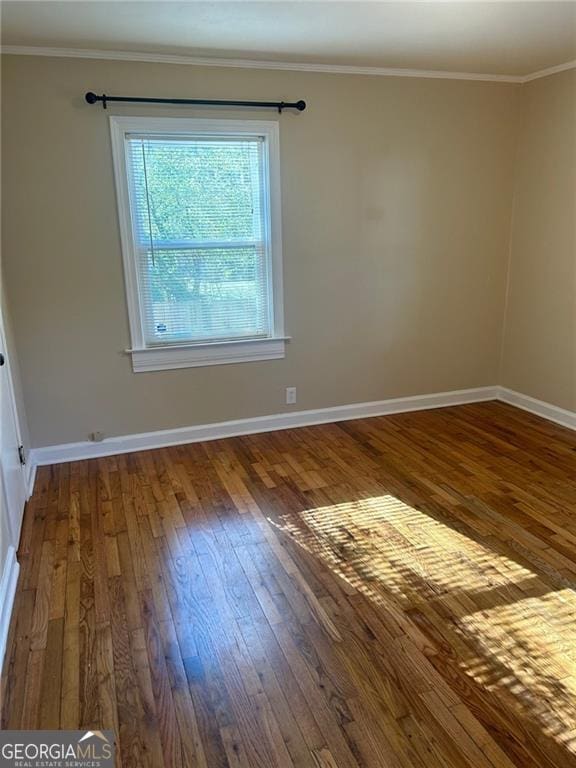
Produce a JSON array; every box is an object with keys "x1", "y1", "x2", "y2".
[{"x1": 110, "y1": 117, "x2": 286, "y2": 372}]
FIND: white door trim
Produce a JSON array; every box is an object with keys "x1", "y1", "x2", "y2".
[
  {"x1": 0, "y1": 544, "x2": 19, "y2": 671},
  {"x1": 0, "y1": 311, "x2": 28, "y2": 544}
]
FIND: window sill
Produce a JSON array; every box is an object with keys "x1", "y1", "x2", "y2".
[{"x1": 128, "y1": 336, "x2": 288, "y2": 373}]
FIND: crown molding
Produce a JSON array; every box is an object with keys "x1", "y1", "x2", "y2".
[
  {"x1": 0, "y1": 45, "x2": 525, "y2": 83},
  {"x1": 2, "y1": 45, "x2": 574, "y2": 84},
  {"x1": 521, "y1": 59, "x2": 576, "y2": 83}
]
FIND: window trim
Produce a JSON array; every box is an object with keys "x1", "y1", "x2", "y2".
[{"x1": 109, "y1": 115, "x2": 286, "y2": 372}]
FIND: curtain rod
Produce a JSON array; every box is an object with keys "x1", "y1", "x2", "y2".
[{"x1": 85, "y1": 92, "x2": 306, "y2": 113}]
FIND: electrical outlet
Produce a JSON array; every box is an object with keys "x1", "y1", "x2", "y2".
[
  {"x1": 90, "y1": 431, "x2": 105, "y2": 442},
  {"x1": 286, "y1": 387, "x2": 297, "y2": 405}
]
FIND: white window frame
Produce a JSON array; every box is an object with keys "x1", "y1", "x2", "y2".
[{"x1": 109, "y1": 116, "x2": 287, "y2": 372}]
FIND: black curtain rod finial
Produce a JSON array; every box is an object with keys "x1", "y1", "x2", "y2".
[
  {"x1": 86, "y1": 91, "x2": 108, "y2": 108},
  {"x1": 84, "y1": 91, "x2": 306, "y2": 113},
  {"x1": 278, "y1": 100, "x2": 306, "y2": 113}
]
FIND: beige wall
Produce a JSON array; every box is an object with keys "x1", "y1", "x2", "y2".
[
  {"x1": 2, "y1": 55, "x2": 520, "y2": 447},
  {"x1": 500, "y1": 70, "x2": 576, "y2": 411}
]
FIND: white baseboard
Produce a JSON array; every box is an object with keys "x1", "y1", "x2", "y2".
[
  {"x1": 30, "y1": 386, "x2": 498, "y2": 466},
  {"x1": 27, "y1": 385, "x2": 575, "y2": 469},
  {"x1": 497, "y1": 387, "x2": 576, "y2": 431},
  {"x1": 0, "y1": 545, "x2": 20, "y2": 673}
]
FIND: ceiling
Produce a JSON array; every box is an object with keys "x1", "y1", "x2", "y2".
[{"x1": 2, "y1": 1, "x2": 575, "y2": 77}]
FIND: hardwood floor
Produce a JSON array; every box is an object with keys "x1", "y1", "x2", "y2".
[{"x1": 1, "y1": 401, "x2": 575, "y2": 767}]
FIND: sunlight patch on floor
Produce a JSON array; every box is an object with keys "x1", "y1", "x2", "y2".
[{"x1": 268, "y1": 494, "x2": 576, "y2": 752}]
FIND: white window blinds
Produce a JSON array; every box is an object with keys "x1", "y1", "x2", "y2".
[{"x1": 125, "y1": 134, "x2": 273, "y2": 346}]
